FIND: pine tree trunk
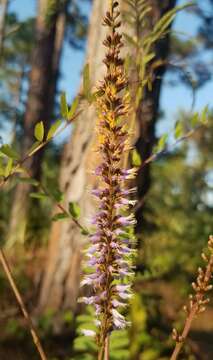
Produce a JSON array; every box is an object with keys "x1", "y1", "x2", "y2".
[
  {"x1": 0, "y1": 0, "x2": 9, "y2": 57},
  {"x1": 7, "y1": 0, "x2": 68, "y2": 247},
  {"x1": 38, "y1": 0, "x2": 176, "y2": 313},
  {"x1": 135, "y1": 0, "x2": 177, "y2": 234},
  {"x1": 38, "y1": 0, "x2": 108, "y2": 313}
]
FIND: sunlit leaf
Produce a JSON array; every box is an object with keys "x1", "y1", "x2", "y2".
[
  {"x1": 190, "y1": 112, "x2": 199, "y2": 127},
  {"x1": 154, "y1": 133, "x2": 168, "y2": 154},
  {"x1": 143, "y1": 52, "x2": 155, "y2": 65},
  {"x1": 132, "y1": 149, "x2": 142, "y2": 167},
  {"x1": 4, "y1": 159, "x2": 13, "y2": 177},
  {"x1": 34, "y1": 121, "x2": 44, "y2": 142},
  {"x1": 0, "y1": 144, "x2": 19, "y2": 160},
  {"x1": 68, "y1": 97, "x2": 79, "y2": 120},
  {"x1": 200, "y1": 105, "x2": 209, "y2": 124},
  {"x1": 60, "y1": 92, "x2": 69, "y2": 119},
  {"x1": 46, "y1": 119, "x2": 63, "y2": 140},
  {"x1": 83, "y1": 63, "x2": 91, "y2": 101},
  {"x1": 174, "y1": 121, "x2": 184, "y2": 139},
  {"x1": 28, "y1": 141, "x2": 41, "y2": 156},
  {"x1": 69, "y1": 202, "x2": 81, "y2": 219}
]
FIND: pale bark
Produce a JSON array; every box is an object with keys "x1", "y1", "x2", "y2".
[
  {"x1": 38, "y1": 0, "x2": 108, "y2": 312},
  {"x1": 0, "y1": 0, "x2": 8, "y2": 57},
  {"x1": 7, "y1": 0, "x2": 68, "y2": 247}
]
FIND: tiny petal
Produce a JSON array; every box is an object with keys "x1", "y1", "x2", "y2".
[
  {"x1": 116, "y1": 284, "x2": 131, "y2": 292},
  {"x1": 112, "y1": 299, "x2": 126, "y2": 308},
  {"x1": 117, "y1": 215, "x2": 136, "y2": 226},
  {"x1": 81, "y1": 329, "x2": 96, "y2": 337}
]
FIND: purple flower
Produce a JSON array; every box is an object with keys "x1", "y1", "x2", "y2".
[
  {"x1": 80, "y1": 0, "x2": 136, "y2": 344},
  {"x1": 117, "y1": 214, "x2": 136, "y2": 226},
  {"x1": 81, "y1": 329, "x2": 96, "y2": 337},
  {"x1": 111, "y1": 309, "x2": 129, "y2": 329}
]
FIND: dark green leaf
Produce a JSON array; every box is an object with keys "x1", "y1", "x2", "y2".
[
  {"x1": 17, "y1": 177, "x2": 39, "y2": 186},
  {"x1": 30, "y1": 192, "x2": 48, "y2": 200},
  {"x1": 52, "y1": 212, "x2": 69, "y2": 222},
  {"x1": 49, "y1": 188, "x2": 64, "y2": 203},
  {"x1": 0, "y1": 144, "x2": 19, "y2": 160},
  {"x1": 81, "y1": 228, "x2": 90, "y2": 236},
  {"x1": 69, "y1": 202, "x2": 81, "y2": 219}
]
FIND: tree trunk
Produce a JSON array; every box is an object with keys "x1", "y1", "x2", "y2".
[
  {"x1": 135, "y1": 0, "x2": 177, "y2": 234},
  {"x1": 38, "y1": 0, "x2": 108, "y2": 313},
  {"x1": 0, "y1": 0, "x2": 9, "y2": 57},
  {"x1": 7, "y1": 0, "x2": 68, "y2": 247},
  {"x1": 38, "y1": 0, "x2": 177, "y2": 313}
]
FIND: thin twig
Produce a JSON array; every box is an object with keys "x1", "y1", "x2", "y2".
[
  {"x1": 24, "y1": 168, "x2": 89, "y2": 235},
  {"x1": 0, "y1": 249, "x2": 48, "y2": 360},
  {"x1": 0, "y1": 110, "x2": 82, "y2": 189},
  {"x1": 134, "y1": 125, "x2": 203, "y2": 213},
  {"x1": 170, "y1": 235, "x2": 213, "y2": 360}
]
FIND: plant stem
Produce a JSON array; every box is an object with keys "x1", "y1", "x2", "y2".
[
  {"x1": 170, "y1": 244, "x2": 213, "y2": 360},
  {"x1": 170, "y1": 305, "x2": 198, "y2": 360},
  {"x1": 0, "y1": 249, "x2": 48, "y2": 360},
  {"x1": 104, "y1": 335, "x2": 110, "y2": 360},
  {"x1": 98, "y1": 345, "x2": 104, "y2": 360}
]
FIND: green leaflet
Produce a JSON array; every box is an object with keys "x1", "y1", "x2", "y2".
[
  {"x1": 69, "y1": 201, "x2": 81, "y2": 219},
  {"x1": 68, "y1": 97, "x2": 79, "y2": 120},
  {"x1": 132, "y1": 149, "x2": 142, "y2": 167},
  {"x1": 0, "y1": 144, "x2": 19, "y2": 160},
  {"x1": 52, "y1": 212, "x2": 69, "y2": 222},
  {"x1": 34, "y1": 121, "x2": 44, "y2": 142},
  {"x1": 60, "y1": 91, "x2": 69, "y2": 119},
  {"x1": 46, "y1": 119, "x2": 63, "y2": 140}
]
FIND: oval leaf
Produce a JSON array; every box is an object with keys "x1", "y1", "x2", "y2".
[
  {"x1": 69, "y1": 202, "x2": 81, "y2": 219},
  {"x1": 47, "y1": 119, "x2": 63, "y2": 140},
  {"x1": 0, "y1": 144, "x2": 19, "y2": 160},
  {"x1": 52, "y1": 212, "x2": 69, "y2": 222},
  {"x1": 68, "y1": 97, "x2": 79, "y2": 120},
  {"x1": 60, "y1": 92, "x2": 68, "y2": 119},
  {"x1": 34, "y1": 121, "x2": 44, "y2": 142},
  {"x1": 30, "y1": 192, "x2": 48, "y2": 200},
  {"x1": 131, "y1": 149, "x2": 142, "y2": 167},
  {"x1": 174, "y1": 121, "x2": 183, "y2": 139},
  {"x1": 5, "y1": 159, "x2": 13, "y2": 177}
]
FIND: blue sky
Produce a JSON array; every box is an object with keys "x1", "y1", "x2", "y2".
[{"x1": 8, "y1": 0, "x2": 213, "y2": 140}]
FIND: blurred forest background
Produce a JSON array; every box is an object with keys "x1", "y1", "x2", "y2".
[{"x1": 0, "y1": 0, "x2": 212, "y2": 359}]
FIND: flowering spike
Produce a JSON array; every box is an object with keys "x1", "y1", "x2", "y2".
[{"x1": 81, "y1": 0, "x2": 136, "y2": 352}]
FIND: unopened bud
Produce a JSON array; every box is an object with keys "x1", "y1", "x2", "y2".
[{"x1": 201, "y1": 253, "x2": 208, "y2": 262}]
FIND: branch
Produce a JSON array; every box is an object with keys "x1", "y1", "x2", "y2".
[
  {"x1": 0, "y1": 249, "x2": 47, "y2": 360},
  {"x1": 0, "y1": 110, "x2": 82, "y2": 189},
  {"x1": 134, "y1": 125, "x2": 204, "y2": 213},
  {"x1": 25, "y1": 168, "x2": 89, "y2": 235},
  {"x1": 170, "y1": 235, "x2": 213, "y2": 360}
]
